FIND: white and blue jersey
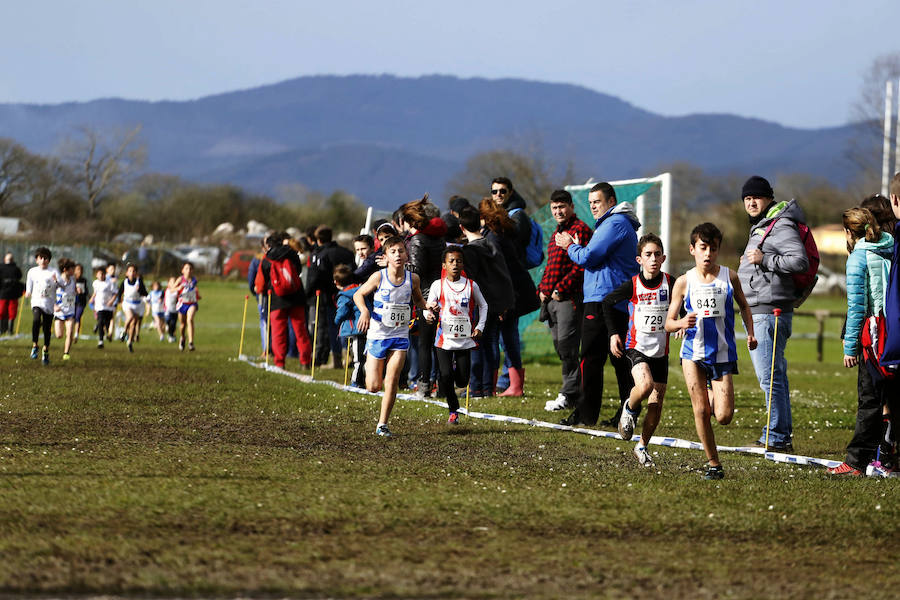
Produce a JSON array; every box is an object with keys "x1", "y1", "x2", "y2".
[
  {"x1": 368, "y1": 269, "x2": 412, "y2": 341},
  {"x1": 148, "y1": 289, "x2": 164, "y2": 316},
  {"x1": 679, "y1": 266, "x2": 737, "y2": 364},
  {"x1": 54, "y1": 277, "x2": 77, "y2": 320}
]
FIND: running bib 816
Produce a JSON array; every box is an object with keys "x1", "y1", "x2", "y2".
[{"x1": 383, "y1": 303, "x2": 410, "y2": 328}]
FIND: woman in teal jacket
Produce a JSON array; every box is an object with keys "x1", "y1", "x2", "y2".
[{"x1": 829, "y1": 207, "x2": 895, "y2": 476}]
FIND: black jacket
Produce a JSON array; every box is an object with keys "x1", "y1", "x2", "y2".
[
  {"x1": 485, "y1": 229, "x2": 540, "y2": 317},
  {"x1": 502, "y1": 190, "x2": 531, "y2": 264},
  {"x1": 461, "y1": 236, "x2": 514, "y2": 315},
  {"x1": 308, "y1": 241, "x2": 354, "y2": 302},
  {"x1": 258, "y1": 244, "x2": 307, "y2": 311},
  {"x1": 0, "y1": 262, "x2": 24, "y2": 300}
]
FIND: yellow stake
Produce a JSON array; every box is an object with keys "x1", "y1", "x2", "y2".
[
  {"x1": 265, "y1": 292, "x2": 272, "y2": 369},
  {"x1": 764, "y1": 309, "x2": 782, "y2": 452},
  {"x1": 238, "y1": 294, "x2": 249, "y2": 358},
  {"x1": 465, "y1": 384, "x2": 470, "y2": 419},
  {"x1": 343, "y1": 338, "x2": 351, "y2": 386},
  {"x1": 14, "y1": 297, "x2": 23, "y2": 335},
  {"x1": 311, "y1": 291, "x2": 321, "y2": 378}
]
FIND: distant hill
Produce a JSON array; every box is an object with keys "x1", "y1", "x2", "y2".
[{"x1": 0, "y1": 74, "x2": 862, "y2": 209}]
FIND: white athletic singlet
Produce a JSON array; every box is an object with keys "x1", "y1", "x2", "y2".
[
  {"x1": 54, "y1": 277, "x2": 76, "y2": 320},
  {"x1": 368, "y1": 269, "x2": 412, "y2": 341},
  {"x1": 624, "y1": 273, "x2": 673, "y2": 359},
  {"x1": 429, "y1": 276, "x2": 487, "y2": 351},
  {"x1": 679, "y1": 266, "x2": 737, "y2": 364}
]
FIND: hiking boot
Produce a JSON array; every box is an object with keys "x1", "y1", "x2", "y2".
[
  {"x1": 826, "y1": 462, "x2": 862, "y2": 476},
  {"x1": 618, "y1": 405, "x2": 638, "y2": 440},
  {"x1": 704, "y1": 464, "x2": 724, "y2": 480},
  {"x1": 633, "y1": 445, "x2": 655, "y2": 467},
  {"x1": 375, "y1": 424, "x2": 392, "y2": 437}
]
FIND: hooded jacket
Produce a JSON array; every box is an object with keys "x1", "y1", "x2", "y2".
[
  {"x1": 255, "y1": 244, "x2": 307, "y2": 311},
  {"x1": 503, "y1": 190, "x2": 531, "y2": 262},
  {"x1": 335, "y1": 284, "x2": 371, "y2": 337},
  {"x1": 844, "y1": 231, "x2": 893, "y2": 356},
  {"x1": 485, "y1": 229, "x2": 540, "y2": 316},
  {"x1": 0, "y1": 261, "x2": 24, "y2": 299},
  {"x1": 737, "y1": 199, "x2": 810, "y2": 313},
  {"x1": 881, "y1": 223, "x2": 900, "y2": 366},
  {"x1": 461, "y1": 235, "x2": 514, "y2": 315},
  {"x1": 406, "y1": 217, "x2": 447, "y2": 297},
  {"x1": 566, "y1": 202, "x2": 640, "y2": 307}
]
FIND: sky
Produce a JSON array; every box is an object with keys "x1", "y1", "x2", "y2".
[{"x1": 2, "y1": 0, "x2": 898, "y2": 129}]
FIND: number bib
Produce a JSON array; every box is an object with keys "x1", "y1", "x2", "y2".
[
  {"x1": 443, "y1": 314, "x2": 472, "y2": 338},
  {"x1": 635, "y1": 304, "x2": 667, "y2": 333},
  {"x1": 383, "y1": 303, "x2": 410, "y2": 328},
  {"x1": 693, "y1": 285, "x2": 724, "y2": 318},
  {"x1": 181, "y1": 289, "x2": 197, "y2": 303}
]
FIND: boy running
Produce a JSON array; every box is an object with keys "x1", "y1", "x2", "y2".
[
  {"x1": 603, "y1": 234, "x2": 676, "y2": 467},
  {"x1": 665, "y1": 223, "x2": 757, "y2": 480},
  {"x1": 425, "y1": 247, "x2": 488, "y2": 424},
  {"x1": 53, "y1": 258, "x2": 78, "y2": 361},
  {"x1": 88, "y1": 266, "x2": 117, "y2": 348},
  {"x1": 116, "y1": 263, "x2": 149, "y2": 352},
  {"x1": 25, "y1": 247, "x2": 59, "y2": 365},
  {"x1": 354, "y1": 236, "x2": 431, "y2": 437}
]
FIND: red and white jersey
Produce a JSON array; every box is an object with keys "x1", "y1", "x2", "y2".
[
  {"x1": 624, "y1": 272, "x2": 674, "y2": 359},
  {"x1": 428, "y1": 276, "x2": 488, "y2": 351}
]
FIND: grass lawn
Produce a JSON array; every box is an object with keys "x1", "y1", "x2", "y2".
[{"x1": 1, "y1": 282, "x2": 897, "y2": 598}]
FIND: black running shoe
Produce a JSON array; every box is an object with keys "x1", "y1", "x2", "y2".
[{"x1": 704, "y1": 464, "x2": 725, "y2": 480}]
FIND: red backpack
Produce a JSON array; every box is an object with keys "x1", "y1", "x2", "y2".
[
  {"x1": 268, "y1": 257, "x2": 302, "y2": 297},
  {"x1": 759, "y1": 217, "x2": 820, "y2": 307}
]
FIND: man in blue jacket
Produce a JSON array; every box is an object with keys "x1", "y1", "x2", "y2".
[
  {"x1": 884, "y1": 172, "x2": 900, "y2": 368},
  {"x1": 555, "y1": 182, "x2": 640, "y2": 426}
]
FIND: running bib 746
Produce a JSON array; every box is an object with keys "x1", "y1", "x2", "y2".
[{"x1": 443, "y1": 314, "x2": 471, "y2": 338}]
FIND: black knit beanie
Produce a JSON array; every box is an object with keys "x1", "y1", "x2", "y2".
[{"x1": 741, "y1": 176, "x2": 774, "y2": 199}]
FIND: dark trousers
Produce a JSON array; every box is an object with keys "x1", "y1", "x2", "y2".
[
  {"x1": 547, "y1": 298, "x2": 583, "y2": 399},
  {"x1": 417, "y1": 318, "x2": 438, "y2": 385},
  {"x1": 436, "y1": 347, "x2": 472, "y2": 413},
  {"x1": 845, "y1": 364, "x2": 898, "y2": 469},
  {"x1": 166, "y1": 312, "x2": 178, "y2": 337},
  {"x1": 346, "y1": 334, "x2": 366, "y2": 386},
  {"x1": 576, "y1": 301, "x2": 634, "y2": 425},
  {"x1": 309, "y1": 300, "x2": 340, "y2": 366},
  {"x1": 96, "y1": 310, "x2": 113, "y2": 342},
  {"x1": 31, "y1": 307, "x2": 52, "y2": 347}
]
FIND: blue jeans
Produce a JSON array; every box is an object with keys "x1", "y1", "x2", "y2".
[
  {"x1": 469, "y1": 314, "x2": 500, "y2": 393},
  {"x1": 257, "y1": 298, "x2": 269, "y2": 354},
  {"x1": 749, "y1": 311, "x2": 793, "y2": 444},
  {"x1": 496, "y1": 314, "x2": 523, "y2": 389}
]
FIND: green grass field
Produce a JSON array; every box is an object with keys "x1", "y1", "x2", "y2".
[{"x1": 1, "y1": 282, "x2": 897, "y2": 598}]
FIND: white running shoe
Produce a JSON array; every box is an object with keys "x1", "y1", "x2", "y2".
[
  {"x1": 544, "y1": 393, "x2": 569, "y2": 412},
  {"x1": 618, "y1": 407, "x2": 637, "y2": 440},
  {"x1": 633, "y1": 445, "x2": 655, "y2": 467}
]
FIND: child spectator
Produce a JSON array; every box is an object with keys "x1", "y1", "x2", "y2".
[
  {"x1": 355, "y1": 225, "x2": 393, "y2": 283},
  {"x1": 334, "y1": 264, "x2": 367, "y2": 388},
  {"x1": 88, "y1": 266, "x2": 116, "y2": 348},
  {"x1": 425, "y1": 247, "x2": 488, "y2": 423},
  {"x1": 827, "y1": 208, "x2": 896, "y2": 476},
  {"x1": 354, "y1": 236, "x2": 431, "y2": 437},
  {"x1": 25, "y1": 246, "x2": 59, "y2": 365},
  {"x1": 603, "y1": 234, "x2": 676, "y2": 467},
  {"x1": 53, "y1": 258, "x2": 77, "y2": 361},
  {"x1": 665, "y1": 223, "x2": 756, "y2": 480}
]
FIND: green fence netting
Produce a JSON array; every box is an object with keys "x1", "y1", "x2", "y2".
[{"x1": 519, "y1": 180, "x2": 659, "y2": 361}]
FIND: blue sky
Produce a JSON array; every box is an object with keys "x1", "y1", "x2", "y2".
[{"x1": 2, "y1": 0, "x2": 897, "y2": 128}]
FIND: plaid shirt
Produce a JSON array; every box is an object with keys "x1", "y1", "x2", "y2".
[{"x1": 538, "y1": 216, "x2": 593, "y2": 299}]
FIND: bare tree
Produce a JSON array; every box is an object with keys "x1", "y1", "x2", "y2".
[
  {"x1": 849, "y1": 52, "x2": 900, "y2": 180},
  {"x1": 445, "y1": 146, "x2": 574, "y2": 211},
  {"x1": 62, "y1": 125, "x2": 146, "y2": 216},
  {"x1": 0, "y1": 138, "x2": 33, "y2": 213}
]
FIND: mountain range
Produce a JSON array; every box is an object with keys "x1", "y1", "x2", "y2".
[{"x1": 0, "y1": 74, "x2": 862, "y2": 209}]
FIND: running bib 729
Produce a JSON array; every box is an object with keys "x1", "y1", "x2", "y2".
[{"x1": 635, "y1": 304, "x2": 667, "y2": 333}]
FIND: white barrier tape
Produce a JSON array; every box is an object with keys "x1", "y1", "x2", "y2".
[
  {"x1": 0, "y1": 334, "x2": 25, "y2": 342},
  {"x1": 237, "y1": 355, "x2": 842, "y2": 469}
]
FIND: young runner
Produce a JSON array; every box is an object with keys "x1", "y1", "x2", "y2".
[
  {"x1": 116, "y1": 263, "x2": 148, "y2": 352},
  {"x1": 53, "y1": 258, "x2": 78, "y2": 360},
  {"x1": 665, "y1": 223, "x2": 757, "y2": 480},
  {"x1": 24, "y1": 247, "x2": 59, "y2": 365},
  {"x1": 164, "y1": 276, "x2": 180, "y2": 343},
  {"x1": 425, "y1": 247, "x2": 488, "y2": 423},
  {"x1": 176, "y1": 262, "x2": 199, "y2": 351},
  {"x1": 147, "y1": 280, "x2": 166, "y2": 341},
  {"x1": 72, "y1": 263, "x2": 88, "y2": 342},
  {"x1": 603, "y1": 234, "x2": 677, "y2": 467},
  {"x1": 354, "y1": 236, "x2": 431, "y2": 437},
  {"x1": 88, "y1": 266, "x2": 117, "y2": 348}
]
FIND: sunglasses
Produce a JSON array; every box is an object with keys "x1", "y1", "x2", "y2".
[{"x1": 491, "y1": 188, "x2": 509, "y2": 196}]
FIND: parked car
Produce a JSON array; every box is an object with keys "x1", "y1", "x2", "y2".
[
  {"x1": 174, "y1": 246, "x2": 223, "y2": 275},
  {"x1": 121, "y1": 247, "x2": 187, "y2": 277},
  {"x1": 223, "y1": 249, "x2": 257, "y2": 279},
  {"x1": 811, "y1": 265, "x2": 846, "y2": 295}
]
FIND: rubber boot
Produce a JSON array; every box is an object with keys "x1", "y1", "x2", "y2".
[{"x1": 499, "y1": 367, "x2": 524, "y2": 397}]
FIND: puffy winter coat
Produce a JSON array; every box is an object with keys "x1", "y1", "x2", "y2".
[
  {"x1": 737, "y1": 199, "x2": 810, "y2": 312},
  {"x1": 567, "y1": 202, "x2": 640, "y2": 307},
  {"x1": 844, "y1": 231, "x2": 893, "y2": 356}
]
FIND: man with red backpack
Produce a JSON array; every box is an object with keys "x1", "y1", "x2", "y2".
[
  {"x1": 738, "y1": 176, "x2": 814, "y2": 452},
  {"x1": 255, "y1": 232, "x2": 312, "y2": 370}
]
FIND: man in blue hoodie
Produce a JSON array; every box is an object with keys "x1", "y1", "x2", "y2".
[{"x1": 555, "y1": 182, "x2": 640, "y2": 426}]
